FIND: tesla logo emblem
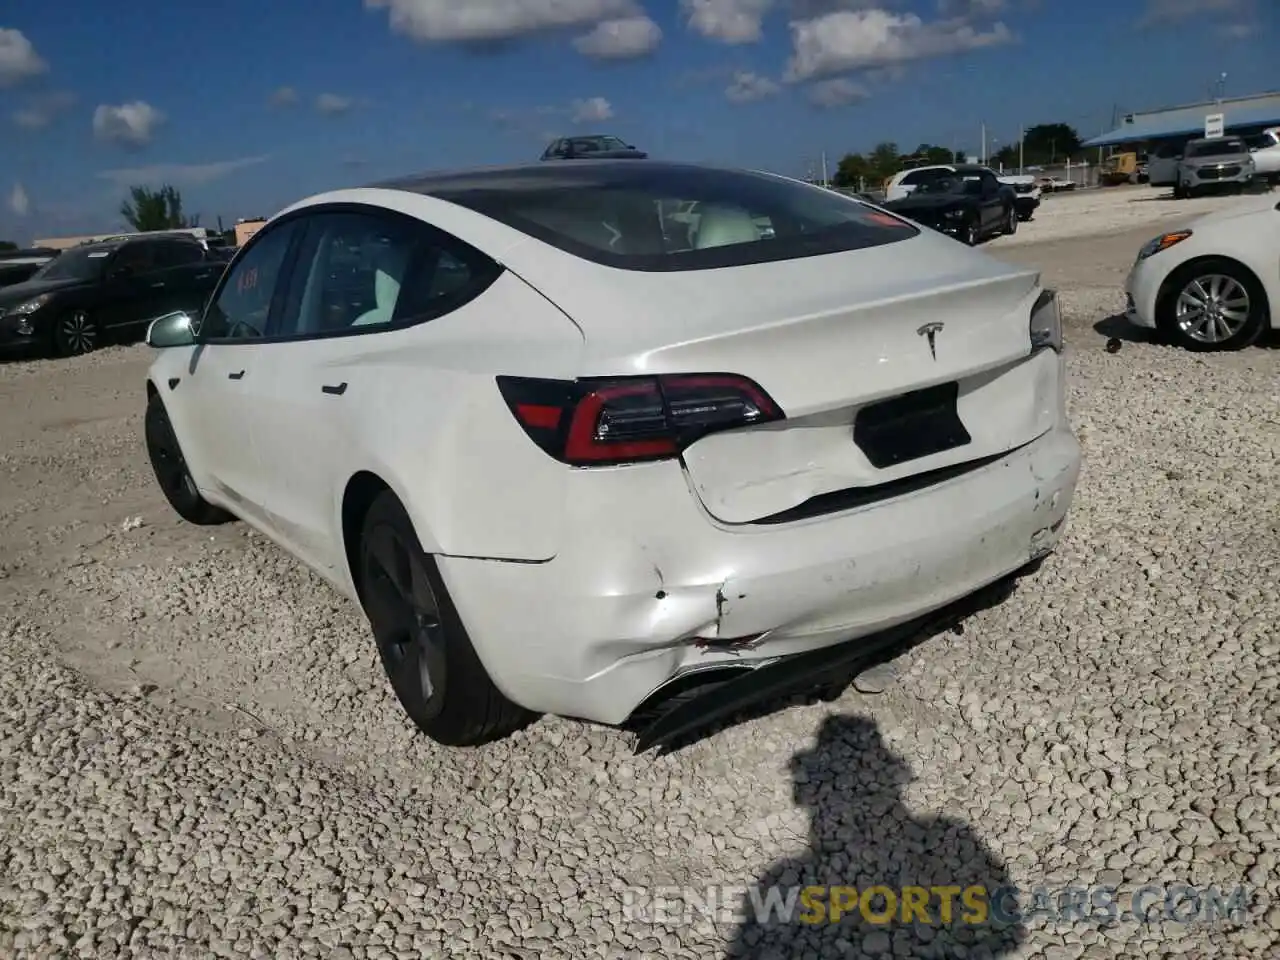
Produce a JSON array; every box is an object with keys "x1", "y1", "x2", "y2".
[{"x1": 917, "y1": 321, "x2": 944, "y2": 360}]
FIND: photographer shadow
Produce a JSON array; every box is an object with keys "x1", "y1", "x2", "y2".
[{"x1": 727, "y1": 715, "x2": 1026, "y2": 959}]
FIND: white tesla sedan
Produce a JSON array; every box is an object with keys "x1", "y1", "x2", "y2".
[
  {"x1": 142, "y1": 161, "x2": 1081, "y2": 748},
  {"x1": 1125, "y1": 198, "x2": 1280, "y2": 351}
]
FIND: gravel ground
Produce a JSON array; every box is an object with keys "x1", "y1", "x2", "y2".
[
  {"x1": 983, "y1": 182, "x2": 1276, "y2": 250},
  {"x1": 1, "y1": 209, "x2": 1278, "y2": 960}
]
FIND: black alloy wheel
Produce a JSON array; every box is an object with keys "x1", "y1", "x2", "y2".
[
  {"x1": 53, "y1": 310, "x2": 98, "y2": 356},
  {"x1": 144, "y1": 394, "x2": 233, "y2": 525},
  {"x1": 357, "y1": 491, "x2": 532, "y2": 746}
]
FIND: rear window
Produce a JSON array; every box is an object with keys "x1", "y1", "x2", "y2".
[
  {"x1": 425, "y1": 164, "x2": 918, "y2": 272},
  {"x1": 900, "y1": 168, "x2": 949, "y2": 186}
]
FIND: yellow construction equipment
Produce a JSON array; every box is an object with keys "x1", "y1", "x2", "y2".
[{"x1": 1099, "y1": 152, "x2": 1139, "y2": 187}]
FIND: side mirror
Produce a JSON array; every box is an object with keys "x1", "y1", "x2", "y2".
[{"x1": 146, "y1": 311, "x2": 196, "y2": 349}]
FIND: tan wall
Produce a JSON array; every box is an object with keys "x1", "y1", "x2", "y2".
[
  {"x1": 234, "y1": 220, "x2": 266, "y2": 246},
  {"x1": 33, "y1": 234, "x2": 115, "y2": 250}
]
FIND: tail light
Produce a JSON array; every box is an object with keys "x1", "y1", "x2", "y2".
[{"x1": 497, "y1": 374, "x2": 784, "y2": 466}]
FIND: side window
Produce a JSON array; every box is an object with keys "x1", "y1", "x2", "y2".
[
  {"x1": 109, "y1": 241, "x2": 158, "y2": 277},
  {"x1": 199, "y1": 223, "x2": 298, "y2": 340},
  {"x1": 156, "y1": 240, "x2": 205, "y2": 268},
  {"x1": 273, "y1": 210, "x2": 500, "y2": 339}
]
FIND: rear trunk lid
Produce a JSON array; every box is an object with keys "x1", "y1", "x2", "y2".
[{"x1": 503, "y1": 229, "x2": 1052, "y2": 523}]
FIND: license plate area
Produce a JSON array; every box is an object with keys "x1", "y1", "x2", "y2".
[{"x1": 854, "y1": 382, "x2": 971, "y2": 469}]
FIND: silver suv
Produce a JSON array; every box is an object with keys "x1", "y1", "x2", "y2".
[{"x1": 1174, "y1": 136, "x2": 1255, "y2": 199}]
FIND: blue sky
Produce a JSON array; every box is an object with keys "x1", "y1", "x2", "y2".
[{"x1": 0, "y1": 0, "x2": 1273, "y2": 243}]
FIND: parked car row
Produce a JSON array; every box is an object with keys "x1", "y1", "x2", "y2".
[
  {"x1": 0, "y1": 233, "x2": 226, "y2": 356},
  {"x1": 1147, "y1": 129, "x2": 1280, "y2": 198},
  {"x1": 880, "y1": 164, "x2": 1025, "y2": 245}
]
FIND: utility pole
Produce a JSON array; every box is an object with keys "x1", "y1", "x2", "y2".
[
  {"x1": 981, "y1": 121, "x2": 987, "y2": 165},
  {"x1": 1019, "y1": 125, "x2": 1024, "y2": 175},
  {"x1": 821, "y1": 150, "x2": 829, "y2": 188}
]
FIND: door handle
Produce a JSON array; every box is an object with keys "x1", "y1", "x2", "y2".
[
  {"x1": 151, "y1": 282, "x2": 166, "y2": 288},
  {"x1": 228, "y1": 370, "x2": 245, "y2": 380},
  {"x1": 321, "y1": 382, "x2": 348, "y2": 396}
]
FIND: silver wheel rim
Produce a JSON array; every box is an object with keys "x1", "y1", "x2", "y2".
[
  {"x1": 61, "y1": 311, "x2": 96, "y2": 353},
  {"x1": 1175, "y1": 274, "x2": 1251, "y2": 343}
]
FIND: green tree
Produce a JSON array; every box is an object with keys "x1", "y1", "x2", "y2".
[
  {"x1": 907, "y1": 143, "x2": 960, "y2": 166},
  {"x1": 1020, "y1": 123, "x2": 1082, "y2": 165},
  {"x1": 0, "y1": 240, "x2": 16, "y2": 252},
  {"x1": 992, "y1": 144, "x2": 1019, "y2": 169},
  {"x1": 833, "y1": 152, "x2": 873, "y2": 188},
  {"x1": 868, "y1": 142, "x2": 902, "y2": 182},
  {"x1": 119, "y1": 185, "x2": 199, "y2": 232}
]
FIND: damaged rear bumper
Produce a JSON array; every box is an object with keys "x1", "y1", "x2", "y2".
[{"x1": 439, "y1": 421, "x2": 1081, "y2": 727}]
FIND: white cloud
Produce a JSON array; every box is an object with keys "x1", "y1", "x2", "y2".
[
  {"x1": 0, "y1": 28, "x2": 47, "y2": 87},
  {"x1": 571, "y1": 96, "x2": 614, "y2": 123},
  {"x1": 8, "y1": 183, "x2": 30, "y2": 217},
  {"x1": 269, "y1": 86, "x2": 299, "y2": 107},
  {"x1": 316, "y1": 93, "x2": 355, "y2": 115},
  {"x1": 725, "y1": 70, "x2": 780, "y2": 102},
  {"x1": 786, "y1": 9, "x2": 1013, "y2": 81},
  {"x1": 573, "y1": 15, "x2": 662, "y2": 58},
  {"x1": 1140, "y1": 0, "x2": 1245, "y2": 24},
  {"x1": 92, "y1": 101, "x2": 166, "y2": 147},
  {"x1": 366, "y1": 0, "x2": 640, "y2": 42},
  {"x1": 11, "y1": 90, "x2": 75, "y2": 129},
  {"x1": 96, "y1": 156, "x2": 271, "y2": 188},
  {"x1": 682, "y1": 0, "x2": 774, "y2": 42},
  {"x1": 807, "y1": 77, "x2": 870, "y2": 106}
]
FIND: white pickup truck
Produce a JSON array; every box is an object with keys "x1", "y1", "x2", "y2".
[{"x1": 996, "y1": 173, "x2": 1043, "y2": 221}]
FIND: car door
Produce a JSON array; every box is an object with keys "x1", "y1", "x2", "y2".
[
  {"x1": 151, "y1": 239, "x2": 222, "y2": 320},
  {"x1": 95, "y1": 240, "x2": 167, "y2": 332},
  {"x1": 179, "y1": 219, "x2": 303, "y2": 528},
  {"x1": 245, "y1": 206, "x2": 500, "y2": 580},
  {"x1": 1148, "y1": 142, "x2": 1183, "y2": 186},
  {"x1": 978, "y1": 172, "x2": 1004, "y2": 231}
]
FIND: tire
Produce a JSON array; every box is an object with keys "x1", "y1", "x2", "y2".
[
  {"x1": 1157, "y1": 258, "x2": 1268, "y2": 352},
  {"x1": 1004, "y1": 206, "x2": 1018, "y2": 235},
  {"x1": 357, "y1": 491, "x2": 533, "y2": 746},
  {"x1": 52, "y1": 309, "x2": 99, "y2": 357},
  {"x1": 144, "y1": 393, "x2": 235, "y2": 525}
]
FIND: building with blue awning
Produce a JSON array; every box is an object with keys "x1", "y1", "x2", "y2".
[{"x1": 1082, "y1": 92, "x2": 1280, "y2": 149}]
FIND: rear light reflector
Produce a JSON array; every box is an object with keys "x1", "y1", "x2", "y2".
[{"x1": 497, "y1": 373, "x2": 784, "y2": 466}]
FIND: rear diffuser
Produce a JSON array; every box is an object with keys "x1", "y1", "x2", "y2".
[{"x1": 631, "y1": 575, "x2": 1019, "y2": 754}]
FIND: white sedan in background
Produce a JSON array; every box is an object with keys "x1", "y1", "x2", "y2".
[
  {"x1": 142, "y1": 161, "x2": 1081, "y2": 749},
  {"x1": 1125, "y1": 198, "x2": 1279, "y2": 350}
]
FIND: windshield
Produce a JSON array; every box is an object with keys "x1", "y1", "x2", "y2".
[
  {"x1": 917, "y1": 176, "x2": 981, "y2": 196},
  {"x1": 31, "y1": 247, "x2": 112, "y2": 282},
  {"x1": 1187, "y1": 139, "x2": 1245, "y2": 158},
  {"x1": 423, "y1": 164, "x2": 919, "y2": 272}
]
